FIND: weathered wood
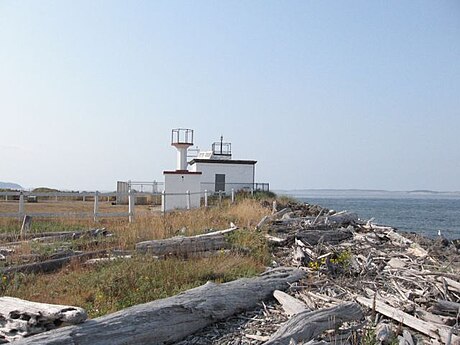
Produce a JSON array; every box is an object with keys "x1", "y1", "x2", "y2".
[
  {"x1": 264, "y1": 302, "x2": 363, "y2": 345},
  {"x1": 0, "y1": 229, "x2": 110, "y2": 245},
  {"x1": 1, "y1": 250, "x2": 107, "y2": 275},
  {"x1": 265, "y1": 234, "x2": 287, "y2": 245},
  {"x1": 291, "y1": 229, "x2": 353, "y2": 246},
  {"x1": 20, "y1": 215, "x2": 32, "y2": 238},
  {"x1": 356, "y1": 295, "x2": 460, "y2": 344},
  {"x1": 13, "y1": 267, "x2": 306, "y2": 345},
  {"x1": 273, "y1": 290, "x2": 309, "y2": 316},
  {"x1": 32, "y1": 228, "x2": 111, "y2": 243},
  {"x1": 136, "y1": 227, "x2": 238, "y2": 257},
  {"x1": 430, "y1": 300, "x2": 460, "y2": 316},
  {"x1": 0, "y1": 297, "x2": 87, "y2": 343}
]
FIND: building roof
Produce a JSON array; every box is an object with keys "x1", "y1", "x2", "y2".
[
  {"x1": 163, "y1": 170, "x2": 202, "y2": 175},
  {"x1": 189, "y1": 159, "x2": 257, "y2": 165}
]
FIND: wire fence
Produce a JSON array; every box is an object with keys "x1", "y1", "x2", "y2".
[{"x1": 0, "y1": 186, "x2": 269, "y2": 222}]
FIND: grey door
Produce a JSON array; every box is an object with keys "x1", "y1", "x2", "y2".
[{"x1": 215, "y1": 174, "x2": 225, "y2": 192}]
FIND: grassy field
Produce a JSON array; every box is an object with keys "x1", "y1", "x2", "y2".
[{"x1": 0, "y1": 197, "x2": 274, "y2": 318}]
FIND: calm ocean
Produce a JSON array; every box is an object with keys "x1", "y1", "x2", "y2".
[{"x1": 282, "y1": 191, "x2": 460, "y2": 240}]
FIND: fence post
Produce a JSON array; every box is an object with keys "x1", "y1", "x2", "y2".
[
  {"x1": 186, "y1": 190, "x2": 191, "y2": 210},
  {"x1": 219, "y1": 190, "x2": 222, "y2": 205},
  {"x1": 250, "y1": 188, "x2": 254, "y2": 197},
  {"x1": 161, "y1": 191, "x2": 166, "y2": 213},
  {"x1": 204, "y1": 190, "x2": 208, "y2": 208},
  {"x1": 93, "y1": 191, "x2": 99, "y2": 222},
  {"x1": 231, "y1": 188, "x2": 235, "y2": 203},
  {"x1": 128, "y1": 189, "x2": 135, "y2": 223},
  {"x1": 18, "y1": 191, "x2": 24, "y2": 220}
]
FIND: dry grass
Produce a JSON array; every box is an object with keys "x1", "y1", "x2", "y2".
[
  {"x1": 2, "y1": 254, "x2": 264, "y2": 318},
  {"x1": 0, "y1": 198, "x2": 273, "y2": 317}
]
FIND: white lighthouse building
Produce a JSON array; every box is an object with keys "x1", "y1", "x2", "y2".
[
  {"x1": 162, "y1": 128, "x2": 259, "y2": 211},
  {"x1": 162, "y1": 129, "x2": 202, "y2": 212}
]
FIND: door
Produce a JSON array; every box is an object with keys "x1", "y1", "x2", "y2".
[{"x1": 215, "y1": 174, "x2": 225, "y2": 192}]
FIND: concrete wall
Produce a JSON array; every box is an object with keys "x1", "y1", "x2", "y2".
[
  {"x1": 190, "y1": 162, "x2": 255, "y2": 194},
  {"x1": 162, "y1": 172, "x2": 202, "y2": 211}
]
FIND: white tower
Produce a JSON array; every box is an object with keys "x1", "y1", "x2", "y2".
[{"x1": 171, "y1": 128, "x2": 193, "y2": 171}]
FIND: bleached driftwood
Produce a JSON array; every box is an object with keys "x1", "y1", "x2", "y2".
[
  {"x1": 356, "y1": 296, "x2": 460, "y2": 344},
  {"x1": 273, "y1": 290, "x2": 309, "y2": 316},
  {"x1": 32, "y1": 228, "x2": 111, "y2": 243},
  {"x1": 324, "y1": 211, "x2": 359, "y2": 226},
  {"x1": 292, "y1": 229, "x2": 353, "y2": 246},
  {"x1": 264, "y1": 302, "x2": 363, "y2": 345},
  {"x1": 265, "y1": 234, "x2": 287, "y2": 245},
  {"x1": 1, "y1": 250, "x2": 107, "y2": 275},
  {"x1": 135, "y1": 226, "x2": 238, "y2": 257},
  {"x1": 429, "y1": 300, "x2": 460, "y2": 317},
  {"x1": 0, "y1": 297, "x2": 87, "y2": 343},
  {"x1": 14, "y1": 267, "x2": 305, "y2": 345},
  {"x1": 273, "y1": 211, "x2": 358, "y2": 228},
  {"x1": 0, "y1": 229, "x2": 109, "y2": 244}
]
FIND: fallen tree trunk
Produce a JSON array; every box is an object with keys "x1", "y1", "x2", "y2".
[
  {"x1": 1, "y1": 250, "x2": 107, "y2": 275},
  {"x1": 273, "y1": 290, "x2": 309, "y2": 316},
  {"x1": 0, "y1": 229, "x2": 108, "y2": 243},
  {"x1": 0, "y1": 297, "x2": 87, "y2": 343},
  {"x1": 136, "y1": 227, "x2": 237, "y2": 257},
  {"x1": 357, "y1": 296, "x2": 460, "y2": 344},
  {"x1": 13, "y1": 267, "x2": 305, "y2": 345},
  {"x1": 290, "y1": 229, "x2": 353, "y2": 246},
  {"x1": 430, "y1": 300, "x2": 460, "y2": 317},
  {"x1": 264, "y1": 302, "x2": 363, "y2": 345}
]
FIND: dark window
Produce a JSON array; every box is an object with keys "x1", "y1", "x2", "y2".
[{"x1": 215, "y1": 174, "x2": 225, "y2": 192}]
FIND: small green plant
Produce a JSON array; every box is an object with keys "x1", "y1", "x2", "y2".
[{"x1": 308, "y1": 249, "x2": 352, "y2": 271}]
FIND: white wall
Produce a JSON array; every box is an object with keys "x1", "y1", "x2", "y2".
[
  {"x1": 162, "y1": 173, "x2": 202, "y2": 211},
  {"x1": 190, "y1": 162, "x2": 255, "y2": 194}
]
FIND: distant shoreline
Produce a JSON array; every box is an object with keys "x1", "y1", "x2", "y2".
[{"x1": 275, "y1": 189, "x2": 460, "y2": 199}]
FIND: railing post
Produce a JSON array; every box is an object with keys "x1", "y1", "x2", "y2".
[
  {"x1": 231, "y1": 188, "x2": 235, "y2": 203},
  {"x1": 18, "y1": 191, "x2": 24, "y2": 220},
  {"x1": 93, "y1": 191, "x2": 99, "y2": 222},
  {"x1": 186, "y1": 190, "x2": 191, "y2": 210},
  {"x1": 128, "y1": 189, "x2": 135, "y2": 223},
  {"x1": 219, "y1": 190, "x2": 222, "y2": 205},
  {"x1": 204, "y1": 190, "x2": 208, "y2": 208},
  {"x1": 161, "y1": 190, "x2": 166, "y2": 213},
  {"x1": 250, "y1": 188, "x2": 254, "y2": 197}
]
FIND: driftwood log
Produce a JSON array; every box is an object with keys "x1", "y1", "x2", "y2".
[
  {"x1": 0, "y1": 297, "x2": 87, "y2": 343},
  {"x1": 430, "y1": 300, "x2": 460, "y2": 317},
  {"x1": 264, "y1": 302, "x2": 363, "y2": 345},
  {"x1": 292, "y1": 228, "x2": 353, "y2": 246},
  {"x1": 136, "y1": 227, "x2": 237, "y2": 257},
  {"x1": 0, "y1": 228, "x2": 109, "y2": 243},
  {"x1": 273, "y1": 290, "x2": 309, "y2": 316},
  {"x1": 1, "y1": 250, "x2": 107, "y2": 275},
  {"x1": 14, "y1": 267, "x2": 305, "y2": 345},
  {"x1": 357, "y1": 295, "x2": 460, "y2": 344}
]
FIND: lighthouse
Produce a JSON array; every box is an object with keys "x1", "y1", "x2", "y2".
[{"x1": 162, "y1": 128, "x2": 202, "y2": 211}]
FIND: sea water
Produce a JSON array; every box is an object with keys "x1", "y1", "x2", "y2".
[{"x1": 283, "y1": 191, "x2": 460, "y2": 240}]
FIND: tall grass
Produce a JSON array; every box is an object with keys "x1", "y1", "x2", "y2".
[{"x1": 0, "y1": 198, "x2": 273, "y2": 317}]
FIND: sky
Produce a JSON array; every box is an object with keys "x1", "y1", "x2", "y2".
[{"x1": 1, "y1": 1, "x2": 459, "y2": 191}]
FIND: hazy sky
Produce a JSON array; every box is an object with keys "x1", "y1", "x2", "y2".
[{"x1": 1, "y1": 1, "x2": 459, "y2": 191}]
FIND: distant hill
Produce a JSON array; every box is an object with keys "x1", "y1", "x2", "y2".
[
  {"x1": 0, "y1": 182, "x2": 23, "y2": 190},
  {"x1": 32, "y1": 187, "x2": 60, "y2": 193}
]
